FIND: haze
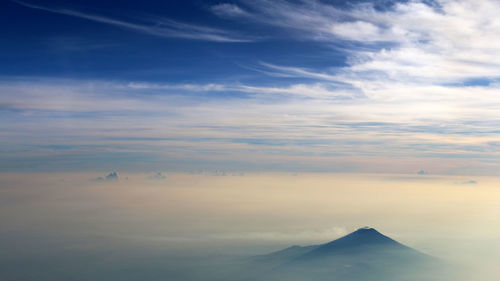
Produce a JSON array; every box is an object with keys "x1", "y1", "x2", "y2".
[{"x1": 2, "y1": 0, "x2": 500, "y2": 280}]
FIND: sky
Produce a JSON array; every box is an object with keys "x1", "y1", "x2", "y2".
[
  {"x1": 2, "y1": 1, "x2": 500, "y2": 279},
  {"x1": 2, "y1": 0, "x2": 500, "y2": 175}
]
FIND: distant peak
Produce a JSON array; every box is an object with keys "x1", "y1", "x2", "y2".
[
  {"x1": 287, "y1": 227, "x2": 422, "y2": 263},
  {"x1": 358, "y1": 226, "x2": 375, "y2": 230},
  {"x1": 329, "y1": 227, "x2": 397, "y2": 247},
  {"x1": 353, "y1": 227, "x2": 380, "y2": 234}
]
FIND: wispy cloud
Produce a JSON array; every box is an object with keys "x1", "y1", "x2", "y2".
[
  {"x1": 211, "y1": 3, "x2": 252, "y2": 18},
  {"x1": 2, "y1": 77, "x2": 500, "y2": 174},
  {"x1": 127, "y1": 80, "x2": 357, "y2": 99},
  {"x1": 13, "y1": 0, "x2": 255, "y2": 42},
  {"x1": 5, "y1": 0, "x2": 500, "y2": 174},
  {"x1": 209, "y1": 226, "x2": 348, "y2": 242},
  {"x1": 212, "y1": 0, "x2": 500, "y2": 84},
  {"x1": 257, "y1": 62, "x2": 340, "y2": 82}
]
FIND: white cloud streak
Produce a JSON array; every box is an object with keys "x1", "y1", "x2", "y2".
[
  {"x1": 5, "y1": 0, "x2": 500, "y2": 174},
  {"x1": 214, "y1": 0, "x2": 500, "y2": 84},
  {"x1": 211, "y1": 3, "x2": 252, "y2": 18},
  {"x1": 2, "y1": 78, "x2": 500, "y2": 174},
  {"x1": 13, "y1": 0, "x2": 255, "y2": 42}
]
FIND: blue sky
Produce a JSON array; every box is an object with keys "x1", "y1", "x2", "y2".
[
  {"x1": 1, "y1": 0, "x2": 346, "y2": 83},
  {"x1": 2, "y1": 0, "x2": 500, "y2": 175}
]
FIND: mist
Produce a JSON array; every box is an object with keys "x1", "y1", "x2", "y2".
[{"x1": 1, "y1": 172, "x2": 498, "y2": 280}]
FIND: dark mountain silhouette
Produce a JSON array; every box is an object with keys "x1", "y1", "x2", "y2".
[
  {"x1": 241, "y1": 227, "x2": 452, "y2": 281},
  {"x1": 253, "y1": 244, "x2": 319, "y2": 262},
  {"x1": 294, "y1": 227, "x2": 422, "y2": 262}
]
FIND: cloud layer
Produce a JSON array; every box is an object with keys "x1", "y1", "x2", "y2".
[{"x1": 3, "y1": 0, "x2": 500, "y2": 174}]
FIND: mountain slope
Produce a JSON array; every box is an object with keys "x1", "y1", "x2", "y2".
[
  {"x1": 248, "y1": 227, "x2": 449, "y2": 281},
  {"x1": 293, "y1": 227, "x2": 424, "y2": 262},
  {"x1": 253, "y1": 244, "x2": 319, "y2": 262}
]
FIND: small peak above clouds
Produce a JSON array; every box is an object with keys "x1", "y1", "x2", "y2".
[
  {"x1": 105, "y1": 171, "x2": 119, "y2": 180},
  {"x1": 91, "y1": 171, "x2": 119, "y2": 181},
  {"x1": 455, "y1": 180, "x2": 477, "y2": 185},
  {"x1": 148, "y1": 172, "x2": 166, "y2": 180},
  {"x1": 358, "y1": 226, "x2": 375, "y2": 230}
]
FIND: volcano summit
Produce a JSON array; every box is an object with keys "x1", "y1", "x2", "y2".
[{"x1": 243, "y1": 227, "x2": 451, "y2": 281}]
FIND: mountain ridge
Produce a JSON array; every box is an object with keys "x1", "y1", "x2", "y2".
[
  {"x1": 246, "y1": 227, "x2": 444, "y2": 281},
  {"x1": 292, "y1": 227, "x2": 421, "y2": 262}
]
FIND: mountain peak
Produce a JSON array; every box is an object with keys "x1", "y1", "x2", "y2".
[
  {"x1": 257, "y1": 228, "x2": 439, "y2": 281},
  {"x1": 293, "y1": 227, "x2": 410, "y2": 262},
  {"x1": 353, "y1": 226, "x2": 378, "y2": 233},
  {"x1": 349, "y1": 227, "x2": 388, "y2": 239},
  {"x1": 326, "y1": 227, "x2": 398, "y2": 248}
]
